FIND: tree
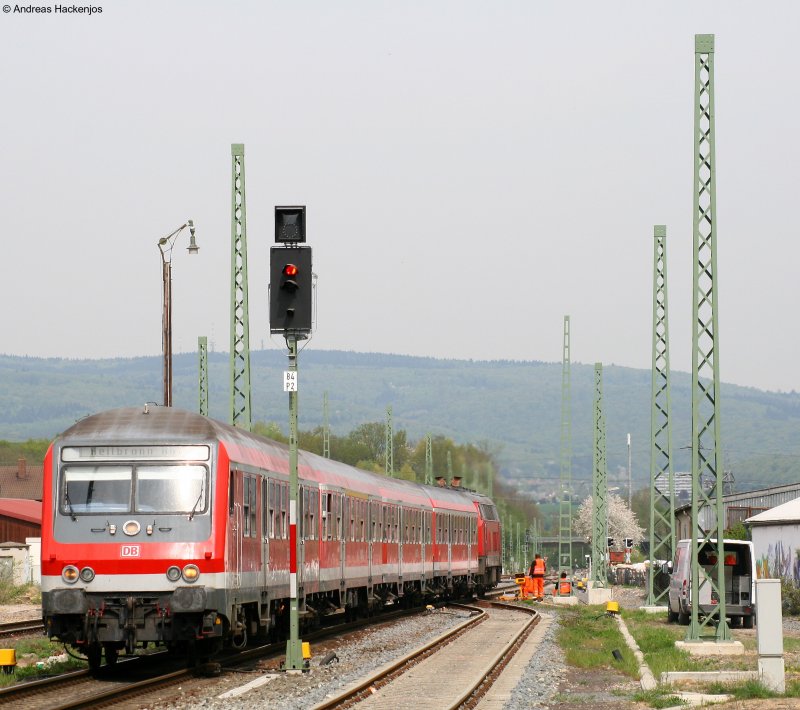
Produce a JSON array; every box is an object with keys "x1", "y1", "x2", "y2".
[{"x1": 573, "y1": 493, "x2": 645, "y2": 550}]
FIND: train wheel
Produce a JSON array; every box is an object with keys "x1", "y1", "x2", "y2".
[
  {"x1": 103, "y1": 644, "x2": 119, "y2": 666},
  {"x1": 85, "y1": 644, "x2": 102, "y2": 673}
]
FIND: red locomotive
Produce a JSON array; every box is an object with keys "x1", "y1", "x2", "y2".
[{"x1": 41, "y1": 406, "x2": 502, "y2": 669}]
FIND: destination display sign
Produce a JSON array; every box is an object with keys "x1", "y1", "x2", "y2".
[{"x1": 61, "y1": 445, "x2": 210, "y2": 462}]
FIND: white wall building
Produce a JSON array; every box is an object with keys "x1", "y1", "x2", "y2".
[{"x1": 746, "y1": 499, "x2": 800, "y2": 583}]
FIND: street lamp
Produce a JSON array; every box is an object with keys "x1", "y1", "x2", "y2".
[{"x1": 157, "y1": 220, "x2": 198, "y2": 407}]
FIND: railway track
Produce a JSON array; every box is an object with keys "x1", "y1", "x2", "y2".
[
  {"x1": 0, "y1": 603, "x2": 438, "y2": 709},
  {"x1": 0, "y1": 618, "x2": 43, "y2": 639},
  {"x1": 310, "y1": 601, "x2": 538, "y2": 710}
]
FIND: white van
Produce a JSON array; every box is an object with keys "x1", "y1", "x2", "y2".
[{"x1": 667, "y1": 538, "x2": 756, "y2": 628}]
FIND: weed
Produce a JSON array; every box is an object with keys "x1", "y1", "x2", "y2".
[
  {"x1": 0, "y1": 580, "x2": 40, "y2": 605},
  {"x1": 632, "y1": 687, "x2": 688, "y2": 708},
  {"x1": 556, "y1": 605, "x2": 639, "y2": 678},
  {"x1": 704, "y1": 679, "x2": 776, "y2": 699}
]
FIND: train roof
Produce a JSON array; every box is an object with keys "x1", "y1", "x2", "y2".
[{"x1": 55, "y1": 407, "x2": 488, "y2": 512}]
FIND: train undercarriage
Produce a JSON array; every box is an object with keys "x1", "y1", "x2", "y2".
[{"x1": 43, "y1": 567, "x2": 500, "y2": 673}]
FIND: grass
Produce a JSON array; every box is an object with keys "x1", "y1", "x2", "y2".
[
  {"x1": 0, "y1": 579, "x2": 40, "y2": 605},
  {"x1": 621, "y1": 610, "x2": 704, "y2": 678},
  {"x1": 0, "y1": 636, "x2": 86, "y2": 688},
  {"x1": 632, "y1": 688, "x2": 688, "y2": 708},
  {"x1": 556, "y1": 605, "x2": 640, "y2": 678}
]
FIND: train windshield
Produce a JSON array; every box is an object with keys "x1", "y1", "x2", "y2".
[
  {"x1": 63, "y1": 466, "x2": 132, "y2": 514},
  {"x1": 60, "y1": 464, "x2": 207, "y2": 515},
  {"x1": 136, "y1": 465, "x2": 206, "y2": 513}
]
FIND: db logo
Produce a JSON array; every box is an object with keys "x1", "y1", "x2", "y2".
[{"x1": 121, "y1": 545, "x2": 140, "y2": 557}]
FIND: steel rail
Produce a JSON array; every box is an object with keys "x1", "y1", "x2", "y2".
[{"x1": 310, "y1": 603, "x2": 492, "y2": 710}]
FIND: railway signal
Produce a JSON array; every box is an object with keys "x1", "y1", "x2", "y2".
[
  {"x1": 271, "y1": 206, "x2": 312, "y2": 673},
  {"x1": 270, "y1": 245, "x2": 312, "y2": 333},
  {"x1": 270, "y1": 207, "x2": 312, "y2": 336}
]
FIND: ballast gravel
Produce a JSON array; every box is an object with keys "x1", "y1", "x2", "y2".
[
  {"x1": 149, "y1": 608, "x2": 567, "y2": 710},
  {"x1": 154, "y1": 609, "x2": 471, "y2": 710},
  {"x1": 503, "y1": 611, "x2": 566, "y2": 709}
]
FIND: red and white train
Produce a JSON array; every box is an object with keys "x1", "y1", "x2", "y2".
[{"x1": 41, "y1": 406, "x2": 502, "y2": 668}]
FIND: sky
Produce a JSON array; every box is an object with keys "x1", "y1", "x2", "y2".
[{"x1": 1, "y1": 1, "x2": 799, "y2": 393}]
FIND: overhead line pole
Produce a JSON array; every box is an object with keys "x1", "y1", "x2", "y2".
[
  {"x1": 323, "y1": 391, "x2": 331, "y2": 458},
  {"x1": 687, "y1": 33, "x2": 729, "y2": 643},
  {"x1": 425, "y1": 434, "x2": 433, "y2": 485},
  {"x1": 646, "y1": 225, "x2": 676, "y2": 607},
  {"x1": 591, "y1": 363, "x2": 608, "y2": 590},
  {"x1": 230, "y1": 143, "x2": 252, "y2": 431},
  {"x1": 385, "y1": 405, "x2": 394, "y2": 477},
  {"x1": 558, "y1": 315, "x2": 573, "y2": 578},
  {"x1": 198, "y1": 336, "x2": 208, "y2": 416}
]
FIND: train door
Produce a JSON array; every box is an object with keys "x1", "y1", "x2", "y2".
[
  {"x1": 447, "y1": 513, "x2": 452, "y2": 575},
  {"x1": 337, "y1": 493, "x2": 345, "y2": 587},
  {"x1": 227, "y1": 469, "x2": 242, "y2": 589},
  {"x1": 422, "y1": 510, "x2": 430, "y2": 582},
  {"x1": 398, "y1": 506, "x2": 404, "y2": 582},
  {"x1": 262, "y1": 478, "x2": 270, "y2": 589},
  {"x1": 298, "y1": 486, "x2": 306, "y2": 596},
  {"x1": 367, "y1": 500, "x2": 380, "y2": 579}
]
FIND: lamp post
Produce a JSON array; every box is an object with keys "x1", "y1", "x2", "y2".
[{"x1": 157, "y1": 220, "x2": 198, "y2": 407}]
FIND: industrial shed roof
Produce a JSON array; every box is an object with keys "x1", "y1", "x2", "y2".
[
  {"x1": 0, "y1": 498, "x2": 42, "y2": 525},
  {"x1": 746, "y1": 496, "x2": 800, "y2": 525}
]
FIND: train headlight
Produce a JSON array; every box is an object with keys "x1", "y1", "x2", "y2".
[
  {"x1": 123, "y1": 520, "x2": 140, "y2": 536},
  {"x1": 79, "y1": 567, "x2": 95, "y2": 583},
  {"x1": 62, "y1": 565, "x2": 79, "y2": 584},
  {"x1": 166, "y1": 566, "x2": 182, "y2": 582},
  {"x1": 182, "y1": 564, "x2": 200, "y2": 583}
]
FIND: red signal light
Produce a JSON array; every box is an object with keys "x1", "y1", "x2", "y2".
[{"x1": 283, "y1": 264, "x2": 298, "y2": 277}]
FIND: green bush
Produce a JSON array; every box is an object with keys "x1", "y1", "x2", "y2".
[
  {"x1": 0, "y1": 579, "x2": 41, "y2": 605},
  {"x1": 782, "y1": 580, "x2": 800, "y2": 616}
]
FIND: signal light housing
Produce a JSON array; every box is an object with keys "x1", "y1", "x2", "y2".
[{"x1": 270, "y1": 246, "x2": 312, "y2": 333}]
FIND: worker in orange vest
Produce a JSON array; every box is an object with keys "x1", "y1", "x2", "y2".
[
  {"x1": 553, "y1": 571, "x2": 572, "y2": 596},
  {"x1": 522, "y1": 572, "x2": 535, "y2": 600},
  {"x1": 529, "y1": 553, "x2": 546, "y2": 601}
]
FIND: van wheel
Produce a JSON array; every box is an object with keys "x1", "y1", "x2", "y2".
[
  {"x1": 742, "y1": 615, "x2": 754, "y2": 629},
  {"x1": 678, "y1": 608, "x2": 689, "y2": 625}
]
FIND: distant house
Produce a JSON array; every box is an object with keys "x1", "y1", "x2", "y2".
[
  {"x1": 0, "y1": 459, "x2": 43, "y2": 500},
  {"x1": 0, "y1": 498, "x2": 42, "y2": 543},
  {"x1": 747, "y1": 498, "x2": 800, "y2": 584},
  {"x1": 674, "y1": 481, "x2": 800, "y2": 540}
]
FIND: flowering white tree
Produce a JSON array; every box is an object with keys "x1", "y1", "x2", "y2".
[{"x1": 573, "y1": 493, "x2": 645, "y2": 550}]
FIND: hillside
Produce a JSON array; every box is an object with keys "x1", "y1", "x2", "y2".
[{"x1": 2, "y1": 350, "x2": 800, "y2": 494}]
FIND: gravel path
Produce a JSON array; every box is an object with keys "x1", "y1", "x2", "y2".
[{"x1": 504, "y1": 611, "x2": 566, "y2": 709}]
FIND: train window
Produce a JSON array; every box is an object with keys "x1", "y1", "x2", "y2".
[
  {"x1": 349, "y1": 498, "x2": 355, "y2": 542},
  {"x1": 310, "y1": 490, "x2": 318, "y2": 541},
  {"x1": 136, "y1": 465, "x2": 206, "y2": 515},
  {"x1": 243, "y1": 477, "x2": 251, "y2": 536},
  {"x1": 262, "y1": 479, "x2": 269, "y2": 540},
  {"x1": 268, "y1": 480, "x2": 275, "y2": 538},
  {"x1": 229, "y1": 474, "x2": 235, "y2": 516},
  {"x1": 322, "y1": 493, "x2": 330, "y2": 540},
  {"x1": 249, "y1": 477, "x2": 257, "y2": 537},
  {"x1": 336, "y1": 495, "x2": 342, "y2": 540},
  {"x1": 281, "y1": 483, "x2": 288, "y2": 539},
  {"x1": 62, "y1": 466, "x2": 132, "y2": 514}
]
